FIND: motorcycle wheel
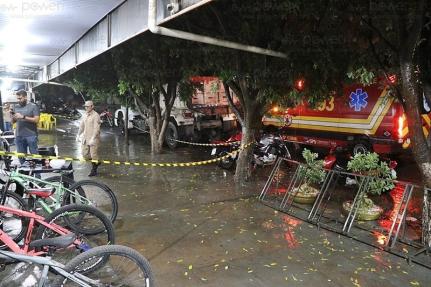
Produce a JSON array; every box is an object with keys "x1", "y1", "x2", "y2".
[
  {"x1": 107, "y1": 116, "x2": 114, "y2": 127},
  {"x1": 217, "y1": 151, "x2": 236, "y2": 170}
]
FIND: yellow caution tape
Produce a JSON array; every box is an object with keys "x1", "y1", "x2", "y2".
[
  {"x1": 171, "y1": 139, "x2": 240, "y2": 147},
  {"x1": 0, "y1": 142, "x2": 253, "y2": 168}
]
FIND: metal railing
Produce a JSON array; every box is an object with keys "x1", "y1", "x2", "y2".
[{"x1": 259, "y1": 158, "x2": 431, "y2": 268}]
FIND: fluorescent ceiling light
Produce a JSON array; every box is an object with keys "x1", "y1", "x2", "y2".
[{"x1": 0, "y1": 19, "x2": 43, "y2": 66}]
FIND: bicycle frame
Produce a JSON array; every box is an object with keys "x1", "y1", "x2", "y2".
[
  {"x1": 0, "y1": 250, "x2": 98, "y2": 287},
  {"x1": 0, "y1": 205, "x2": 79, "y2": 256},
  {"x1": 5, "y1": 170, "x2": 91, "y2": 213}
]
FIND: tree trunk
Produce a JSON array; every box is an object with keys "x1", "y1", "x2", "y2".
[
  {"x1": 148, "y1": 113, "x2": 163, "y2": 154},
  {"x1": 145, "y1": 82, "x2": 177, "y2": 155},
  {"x1": 400, "y1": 60, "x2": 431, "y2": 248},
  {"x1": 125, "y1": 104, "x2": 129, "y2": 144},
  {"x1": 400, "y1": 61, "x2": 431, "y2": 187},
  {"x1": 234, "y1": 99, "x2": 263, "y2": 183},
  {"x1": 234, "y1": 124, "x2": 255, "y2": 183},
  {"x1": 157, "y1": 82, "x2": 177, "y2": 148}
]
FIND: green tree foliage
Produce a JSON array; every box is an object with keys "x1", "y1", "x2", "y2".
[
  {"x1": 111, "y1": 34, "x2": 203, "y2": 153},
  {"x1": 63, "y1": 53, "x2": 119, "y2": 105},
  {"x1": 180, "y1": 0, "x2": 379, "y2": 182},
  {"x1": 62, "y1": 34, "x2": 202, "y2": 153},
  {"x1": 347, "y1": 152, "x2": 397, "y2": 195}
]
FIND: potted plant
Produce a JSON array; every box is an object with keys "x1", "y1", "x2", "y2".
[
  {"x1": 292, "y1": 149, "x2": 326, "y2": 204},
  {"x1": 343, "y1": 152, "x2": 397, "y2": 220}
]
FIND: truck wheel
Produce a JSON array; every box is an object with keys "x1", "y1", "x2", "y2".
[
  {"x1": 165, "y1": 122, "x2": 178, "y2": 149},
  {"x1": 352, "y1": 142, "x2": 371, "y2": 155}
]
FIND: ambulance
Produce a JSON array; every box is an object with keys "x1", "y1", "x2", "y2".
[{"x1": 262, "y1": 83, "x2": 431, "y2": 155}]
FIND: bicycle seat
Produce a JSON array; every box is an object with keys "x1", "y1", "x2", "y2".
[
  {"x1": 27, "y1": 187, "x2": 54, "y2": 198},
  {"x1": 29, "y1": 233, "x2": 77, "y2": 250}
]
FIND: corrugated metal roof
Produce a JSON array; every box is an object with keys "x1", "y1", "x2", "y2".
[{"x1": 0, "y1": 0, "x2": 124, "y2": 81}]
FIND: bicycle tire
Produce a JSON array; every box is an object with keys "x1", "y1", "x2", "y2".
[
  {"x1": 63, "y1": 180, "x2": 118, "y2": 223},
  {"x1": 58, "y1": 245, "x2": 155, "y2": 287},
  {"x1": 0, "y1": 158, "x2": 11, "y2": 185},
  {"x1": 34, "y1": 204, "x2": 115, "y2": 247},
  {"x1": 44, "y1": 175, "x2": 76, "y2": 189},
  {"x1": 0, "y1": 191, "x2": 28, "y2": 249},
  {"x1": 2, "y1": 180, "x2": 24, "y2": 197}
]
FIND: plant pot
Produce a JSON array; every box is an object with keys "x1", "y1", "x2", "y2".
[
  {"x1": 342, "y1": 200, "x2": 383, "y2": 221},
  {"x1": 292, "y1": 183, "x2": 319, "y2": 204}
]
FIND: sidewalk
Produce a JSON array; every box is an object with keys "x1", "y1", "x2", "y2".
[{"x1": 46, "y1": 121, "x2": 431, "y2": 286}]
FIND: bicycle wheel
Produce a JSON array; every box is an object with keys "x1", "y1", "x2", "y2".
[
  {"x1": 2, "y1": 180, "x2": 24, "y2": 197},
  {"x1": 34, "y1": 204, "x2": 115, "y2": 263},
  {"x1": 62, "y1": 180, "x2": 118, "y2": 223},
  {"x1": 59, "y1": 245, "x2": 154, "y2": 287},
  {"x1": 0, "y1": 191, "x2": 28, "y2": 249},
  {"x1": 44, "y1": 175, "x2": 76, "y2": 189},
  {"x1": 0, "y1": 160, "x2": 10, "y2": 185}
]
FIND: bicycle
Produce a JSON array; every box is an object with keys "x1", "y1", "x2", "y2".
[
  {"x1": 0, "y1": 244, "x2": 154, "y2": 286},
  {"x1": 1, "y1": 160, "x2": 118, "y2": 223},
  {"x1": 0, "y1": 203, "x2": 114, "y2": 257}
]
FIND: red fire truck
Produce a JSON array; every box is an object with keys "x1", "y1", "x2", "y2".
[{"x1": 262, "y1": 83, "x2": 431, "y2": 155}]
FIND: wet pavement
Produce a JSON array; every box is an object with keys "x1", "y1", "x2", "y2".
[{"x1": 2, "y1": 118, "x2": 431, "y2": 286}]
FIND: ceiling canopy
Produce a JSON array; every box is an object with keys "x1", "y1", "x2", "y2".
[{"x1": 0, "y1": 0, "x2": 124, "y2": 89}]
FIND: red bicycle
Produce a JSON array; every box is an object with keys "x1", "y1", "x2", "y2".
[{"x1": 0, "y1": 202, "x2": 115, "y2": 261}]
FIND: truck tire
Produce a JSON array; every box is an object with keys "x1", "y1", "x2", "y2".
[
  {"x1": 165, "y1": 122, "x2": 179, "y2": 149},
  {"x1": 352, "y1": 141, "x2": 371, "y2": 155}
]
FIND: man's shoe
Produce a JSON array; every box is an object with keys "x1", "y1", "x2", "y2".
[{"x1": 88, "y1": 162, "x2": 99, "y2": 177}]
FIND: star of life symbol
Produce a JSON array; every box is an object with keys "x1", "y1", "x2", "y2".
[{"x1": 349, "y1": 89, "x2": 368, "y2": 112}]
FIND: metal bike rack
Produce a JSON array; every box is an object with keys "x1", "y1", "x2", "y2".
[
  {"x1": 308, "y1": 169, "x2": 338, "y2": 223},
  {"x1": 259, "y1": 157, "x2": 304, "y2": 212},
  {"x1": 259, "y1": 161, "x2": 431, "y2": 269},
  {"x1": 279, "y1": 164, "x2": 305, "y2": 211},
  {"x1": 411, "y1": 188, "x2": 431, "y2": 258},
  {"x1": 386, "y1": 184, "x2": 414, "y2": 249},
  {"x1": 259, "y1": 157, "x2": 283, "y2": 200},
  {"x1": 342, "y1": 176, "x2": 371, "y2": 234}
]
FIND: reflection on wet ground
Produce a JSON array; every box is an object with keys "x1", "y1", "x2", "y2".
[{"x1": 1, "y1": 118, "x2": 430, "y2": 286}]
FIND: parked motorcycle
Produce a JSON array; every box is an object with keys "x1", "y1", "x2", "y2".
[
  {"x1": 211, "y1": 132, "x2": 291, "y2": 170},
  {"x1": 47, "y1": 102, "x2": 80, "y2": 119},
  {"x1": 100, "y1": 109, "x2": 114, "y2": 127}
]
